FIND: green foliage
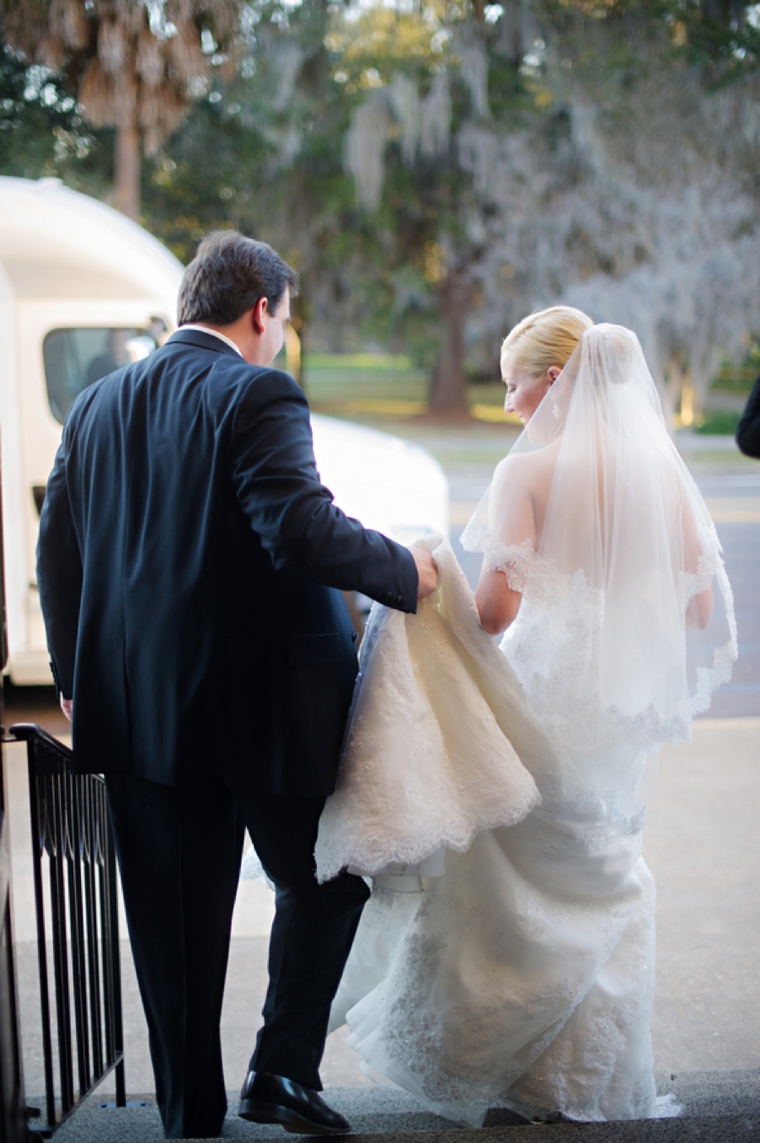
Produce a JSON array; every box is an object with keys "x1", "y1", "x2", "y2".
[
  {"x1": 141, "y1": 0, "x2": 493, "y2": 368},
  {"x1": 745, "y1": 338, "x2": 760, "y2": 374},
  {"x1": 0, "y1": 39, "x2": 110, "y2": 192},
  {"x1": 675, "y1": 4, "x2": 760, "y2": 81},
  {"x1": 711, "y1": 374, "x2": 755, "y2": 393},
  {"x1": 547, "y1": 0, "x2": 760, "y2": 84},
  {"x1": 711, "y1": 341, "x2": 760, "y2": 392},
  {"x1": 695, "y1": 409, "x2": 742, "y2": 433}
]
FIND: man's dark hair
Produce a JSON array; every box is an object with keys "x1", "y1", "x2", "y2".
[{"x1": 177, "y1": 231, "x2": 299, "y2": 326}]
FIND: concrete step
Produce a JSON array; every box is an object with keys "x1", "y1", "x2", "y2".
[{"x1": 43, "y1": 1069, "x2": 760, "y2": 1142}]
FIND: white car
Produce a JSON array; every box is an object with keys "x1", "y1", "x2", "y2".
[{"x1": 0, "y1": 177, "x2": 448, "y2": 684}]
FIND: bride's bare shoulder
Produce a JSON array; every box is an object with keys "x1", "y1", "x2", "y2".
[{"x1": 493, "y1": 447, "x2": 553, "y2": 493}]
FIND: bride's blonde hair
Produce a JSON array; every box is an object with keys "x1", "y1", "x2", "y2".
[{"x1": 501, "y1": 306, "x2": 594, "y2": 378}]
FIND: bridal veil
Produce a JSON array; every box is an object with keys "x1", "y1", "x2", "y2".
[{"x1": 463, "y1": 322, "x2": 737, "y2": 773}]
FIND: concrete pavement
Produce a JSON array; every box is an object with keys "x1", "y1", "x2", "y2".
[
  {"x1": 6, "y1": 712, "x2": 759, "y2": 1109},
  {"x1": 44, "y1": 1072, "x2": 760, "y2": 1141}
]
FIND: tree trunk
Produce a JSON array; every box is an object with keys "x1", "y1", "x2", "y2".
[
  {"x1": 429, "y1": 272, "x2": 473, "y2": 416},
  {"x1": 284, "y1": 325, "x2": 302, "y2": 386},
  {"x1": 662, "y1": 358, "x2": 686, "y2": 426},
  {"x1": 115, "y1": 117, "x2": 140, "y2": 220}
]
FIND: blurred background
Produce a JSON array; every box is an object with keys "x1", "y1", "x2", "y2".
[
  {"x1": 1, "y1": 0, "x2": 759, "y2": 426},
  {"x1": 2, "y1": 0, "x2": 759, "y2": 1116}
]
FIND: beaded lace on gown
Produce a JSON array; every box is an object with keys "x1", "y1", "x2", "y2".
[{"x1": 317, "y1": 325, "x2": 736, "y2": 1127}]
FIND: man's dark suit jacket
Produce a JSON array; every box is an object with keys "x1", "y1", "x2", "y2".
[
  {"x1": 736, "y1": 373, "x2": 760, "y2": 459},
  {"x1": 37, "y1": 329, "x2": 418, "y2": 795}
]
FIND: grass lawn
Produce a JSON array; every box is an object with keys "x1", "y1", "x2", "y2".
[
  {"x1": 300, "y1": 354, "x2": 518, "y2": 429},
  {"x1": 304, "y1": 357, "x2": 428, "y2": 407}
]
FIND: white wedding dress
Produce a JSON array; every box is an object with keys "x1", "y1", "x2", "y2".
[{"x1": 315, "y1": 326, "x2": 736, "y2": 1127}]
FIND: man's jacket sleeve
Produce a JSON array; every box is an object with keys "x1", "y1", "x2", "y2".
[
  {"x1": 736, "y1": 374, "x2": 760, "y2": 459},
  {"x1": 37, "y1": 437, "x2": 83, "y2": 697},
  {"x1": 229, "y1": 369, "x2": 419, "y2": 613}
]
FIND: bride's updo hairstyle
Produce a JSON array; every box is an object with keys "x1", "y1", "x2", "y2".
[{"x1": 501, "y1": 305, "x2": 593, "y2": 378}]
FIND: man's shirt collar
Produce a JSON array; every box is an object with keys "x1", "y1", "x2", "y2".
[{"x1": 177, "y1": 324, "x2": 244, "y2": 358}]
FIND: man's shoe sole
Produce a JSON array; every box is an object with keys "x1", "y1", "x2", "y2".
[{"x1": 239, "y1": 1097, "x2": 351, "y2": 1135}]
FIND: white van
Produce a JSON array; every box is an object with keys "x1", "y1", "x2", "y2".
[{"x1": 0, "y1": 178, "x2": 448, "y2": 684}]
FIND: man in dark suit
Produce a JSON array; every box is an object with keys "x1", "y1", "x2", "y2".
[
  {"x1": 736, "y1": 373, "x2": 760, "y2": 458},
  {"x1": 37, "y1": 231, "x2": 438, "y2": 1140}
]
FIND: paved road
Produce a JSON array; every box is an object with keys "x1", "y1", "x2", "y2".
[{"x1": 695, "y1": 474, "x2": 760, "y2": 716}]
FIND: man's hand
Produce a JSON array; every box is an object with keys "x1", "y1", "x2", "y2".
[
  {"x1": 410, "y1": 546, "x2": 438, "y2": 600},
  {"x1": 60, "y1": 695, "x2": 73, "y2": 721}
]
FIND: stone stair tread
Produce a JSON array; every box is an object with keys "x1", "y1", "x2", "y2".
[{"x1": 43, "y1": 1069, "x2": 760, "y2": 1143}]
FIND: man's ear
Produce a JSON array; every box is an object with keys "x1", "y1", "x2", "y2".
[{"x1": 251, "y1": 296, "x2": 269, "y2": 336}]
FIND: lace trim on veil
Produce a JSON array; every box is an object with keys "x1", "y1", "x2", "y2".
[{"x1": 460, "y1": 517, "x2": 737, "y2": 753}]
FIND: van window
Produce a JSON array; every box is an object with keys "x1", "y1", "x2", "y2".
[{"x1": 43, "y1": 328, "x2": 157, "y2": 423}]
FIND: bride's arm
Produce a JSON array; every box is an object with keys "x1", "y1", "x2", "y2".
[
  {"x1": 686, "y1": 590, "x2": 713, "y2": 630},
  {"x1": 682, "y1": 498, "x2": 713, "y2": 629},
  {"x1": 476, "y1": 562, "x2": 523, "y2": 635},
  {"x1": 475, "y1": 468, "x2": 535, "y2": 635}
]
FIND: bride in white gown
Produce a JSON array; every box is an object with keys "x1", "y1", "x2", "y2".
[{"x1": 313, "y1": 308, "x2": 737, "y2": 1127}]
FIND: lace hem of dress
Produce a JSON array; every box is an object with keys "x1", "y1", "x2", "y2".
[
  {"x1": 240, "y1": 845, "x2": 273, "y2": 886},
  {"x1": 314, "y1": 538, "x2": 544, "y2": 885},
  {"x1": 317, "y1": 790, "x2": 538, "y2": 885},
  {"x1": 342, "y1": 859, "x2": 663, "y2": 1127}
]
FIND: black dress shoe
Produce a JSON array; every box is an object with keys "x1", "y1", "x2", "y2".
[{"x1": 238, "y1": 1071, "x2": 351, "y2": 1135}]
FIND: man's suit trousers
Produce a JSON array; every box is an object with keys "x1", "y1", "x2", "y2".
[{"x1": 105, "y1": 772, "x2": 370, "y2": 1140}]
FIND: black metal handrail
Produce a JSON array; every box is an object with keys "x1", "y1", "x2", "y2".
[{"x1": 9, "y1": 723, "x2": 125, "y2": 1135}]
